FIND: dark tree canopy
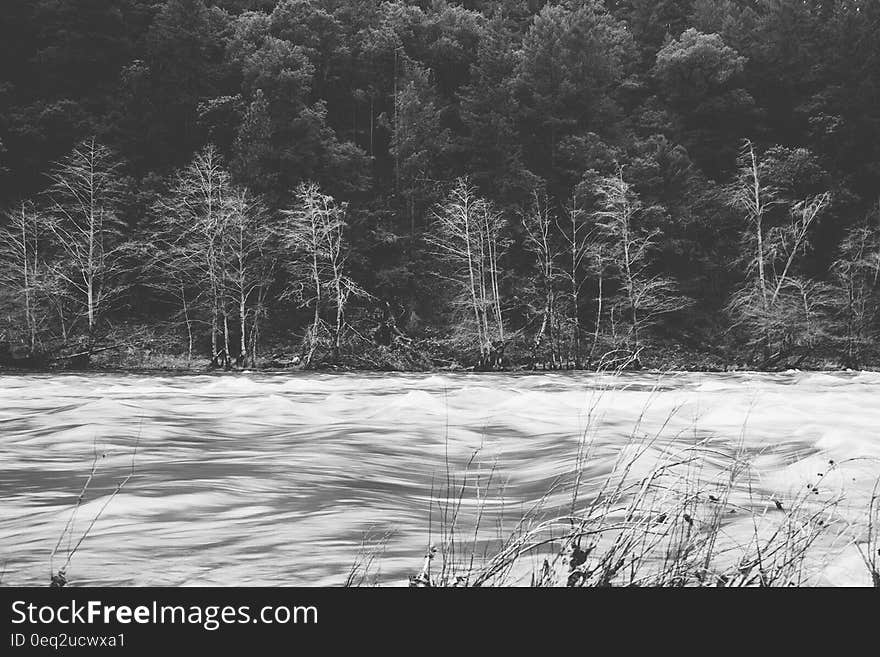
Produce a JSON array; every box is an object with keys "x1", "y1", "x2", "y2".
[{"x1": 2, "y1": 0, "x2": 880, "y2": 370}]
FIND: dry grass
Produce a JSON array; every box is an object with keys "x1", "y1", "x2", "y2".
[
  {"x1": 405, "y1": 447, "x2": 876, "y2": 587},
  {"x1": 48, "y1": 434, "x2": 139, "y2": 587},
  {"x1": 855, "y1": 477, "x2": 880, "y2": 587},
  {"x1": 344, "y1": 529, "x2": 395, "y2": 587},
  {"x1": 395, "y1": 376, "x2": 880, "y2": 588}
]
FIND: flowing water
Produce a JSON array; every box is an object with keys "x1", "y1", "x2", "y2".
[{"x1": 1, "y1": 370, "x2": 878, "y2": 586}]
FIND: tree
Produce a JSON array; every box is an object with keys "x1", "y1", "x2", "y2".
[
  {"x1": 413, "y1": 1, "x2": 483, "y2": 100},
  {"x1": 652, "y1": 28, "x2": 753, "y2": 176},
  {"x1": 559, "y1": 189, "x2": 595, "y2": 368},
  {"x1": 139, "y1": 0, "x2": 230, "y2": 161},
  {"x1": 521, "y1": 189, "x2": 560, "y2": 367},
  {"x1": 141, "y1": 235, "x2": 202, "y2": 365},
  {"x1": 386, "y1": 62, "x2": 451, "y2": 239},
  {"x1": 516, "y1": 1, "x2": 633, "y2": 194},
  {"x1": 727, "y1": 141, "x2": 831, "y2": 364},
  {"x1": 225, "y1": 188, "x2": 274, "y2": 367},
  {"x1": 427, "y1": 178, "x2": 506, "y2": 367},
  {"x1": 616, "y1": 0, "x2": 696, "y2": 56},
  {"x1": 227, "y1": 10, "x2": 370, "y2": 198},
  {"x1": 42, "y1": 138, "x2": 127, "y2": 340},
  {"x1": 457, "y1": 16, "x2": 530, "y2": 204},
  {"x1": 318, "y1": 192, "x2": 360, "y2": 360},
  {"x1": 0, "y1": 202, "x2": 44, "y2": 350},
  {"x1": 829, "y1": 213, "x2": 880, "y2": 368},
  {"x1": 689, "y1": 0, "x2": 759, "y2": 53},
  {"x1": 232, "y1": 88, "x2": 275, "y2": 192},
  {"x1": 155, "y1": 145, "x2": 233, "y2": 367},
  {"x1": 278, "y1": 182, "x2": 363, "y2": 366},
  {"x1": 593, "y1": 170, "x2": 688, "y2": 362}
]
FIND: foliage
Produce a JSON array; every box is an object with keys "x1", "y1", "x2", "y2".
[{"x1": 2, "y1": 1, "x2": 880, "y2": 370}]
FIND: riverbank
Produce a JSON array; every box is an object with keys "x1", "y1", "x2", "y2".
[{"x1": 2, "y1": 340, "x2": 876, "y2": 375}]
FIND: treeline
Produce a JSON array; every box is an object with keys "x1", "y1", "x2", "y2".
[{"x1": 1, "y1": 0, "x2": 879, "y2": 370}]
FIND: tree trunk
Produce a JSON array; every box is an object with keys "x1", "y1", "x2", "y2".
[
  {"x1": 222, "y1": 310, "x2": 231, "y2": 370},
  {"x1": 211, "y1": 308, "x2": 218, "y2": 365},
  {"x1": 749, "y1": 145, "x2": 771, "y2": 355},
  {"x1": 181, "y1": 284, "x2": 193, "y2": 365},
  {"x1": 531, "y1": 293, "x2": 551, "y2": 370},
  {"x1": 21, "y1": 213, "x2": 36, "y2": 351},
  {"x1": 589, "y1": 271, "x2": 603, "y2": 366},
  {"x1": 486, "y1": 211, "x2": 504, "y2": 342},
  {"x1": 86, "y1": 278, "x2": 95, "y2": 335},
  {"x1": 249, "y1": 308, "x2": 260, "y2": 369},
  {"x1": 571, "y1": 282, "x2": 580, "y2": 369},
  {"x1": 334, "y1": 279, "x2": 343, "y2": 360},
  {"x1": 240, "y1": 289, "x2": 247, "y2": 366},
  {"x1": 463, "y1": 206, "x2": 486, "y2": 361},
  {"x1": 302, "y1": 219, "x2": 323, "y2": 369}
]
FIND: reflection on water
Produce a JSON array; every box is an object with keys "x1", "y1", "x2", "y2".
[{"x1": 1, "y1": 370, "x2": 878, "y2": 586}]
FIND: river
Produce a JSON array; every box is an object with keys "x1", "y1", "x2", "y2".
[{"x1": 1, "y1": 370, "x2": 878, "y2": 586}]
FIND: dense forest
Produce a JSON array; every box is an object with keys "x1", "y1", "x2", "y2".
[{"x1": 1, "y1": 0, "x2": 879, "y2": 371}]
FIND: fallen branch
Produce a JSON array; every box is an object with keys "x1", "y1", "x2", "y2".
[{"x1": 48, "y1": 342, "x2": 127, "y2": 363}]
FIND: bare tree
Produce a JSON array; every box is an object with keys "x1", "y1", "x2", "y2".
[
  {"x1": 0, "y1": 202, "x2": 44, "y2": 351},
  {"x1": 426, "y1": 178, "x2": 506, "y2": 366},
  {"x1": 278, "y1": 183, "x2": 364, "y2": 366},
  {"x1": 42, "y1": 138, "x2": 127, "y2": 341},
  {"x1": 727, "y1": 141, "x2": 831, "y2": 362},
  {"x1": 225, "y1": 188, "x2": 274, "y2": 367},
  {"x1": 558, "y1": 192, "x2": 594, "y2": 368},
  {"x1": 318, "y1": 196, "x2": 357, "y2": 359},
  {"x1": 279, "y1": 183, "x2": 330, "y2": 366},
  {"x1": 593, "y1": 170, "x2": 688, "y2": 361},
  {"x1": 155, "y1": 145, "x2": 233, "y2": 367},
  {"x1": 767, "y1": 194, "x2": 830, "y2": 305},
  {"x1": 729, "y1": 140, "x2": 777, "y2": 323},
  {"x1": 522, "y1": 189, "x2": 560, "y2": 367},
  {"x1": 830, "y1": 211, "x2": 880, "y2": 367},
  {"x1": 138, "y1": 226, "x2": 203, "y2": 364}
]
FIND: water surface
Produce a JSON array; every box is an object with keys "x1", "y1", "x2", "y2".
[{"x1": 1, "y1": 370, "x2": 877, "y2": 586}]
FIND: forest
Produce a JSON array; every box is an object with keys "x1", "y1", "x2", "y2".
[{"x1": 1, "y1": 0, "x2": 879, "y2": 371}]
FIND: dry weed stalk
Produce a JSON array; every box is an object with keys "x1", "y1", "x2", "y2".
[
  {"x1": 49, "y1": 434, "x2": 139, "y2": 587},
  {"x1": 345, "y1": 529, "x2": 395, "y2": 587},
  {"x1": 396, "y1": 376, "x2": 873, "y2": 587}
]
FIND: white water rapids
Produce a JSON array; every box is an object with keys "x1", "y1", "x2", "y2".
[{"x1": 0, "y1": 371, "x2": 878, "y2": 586}]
